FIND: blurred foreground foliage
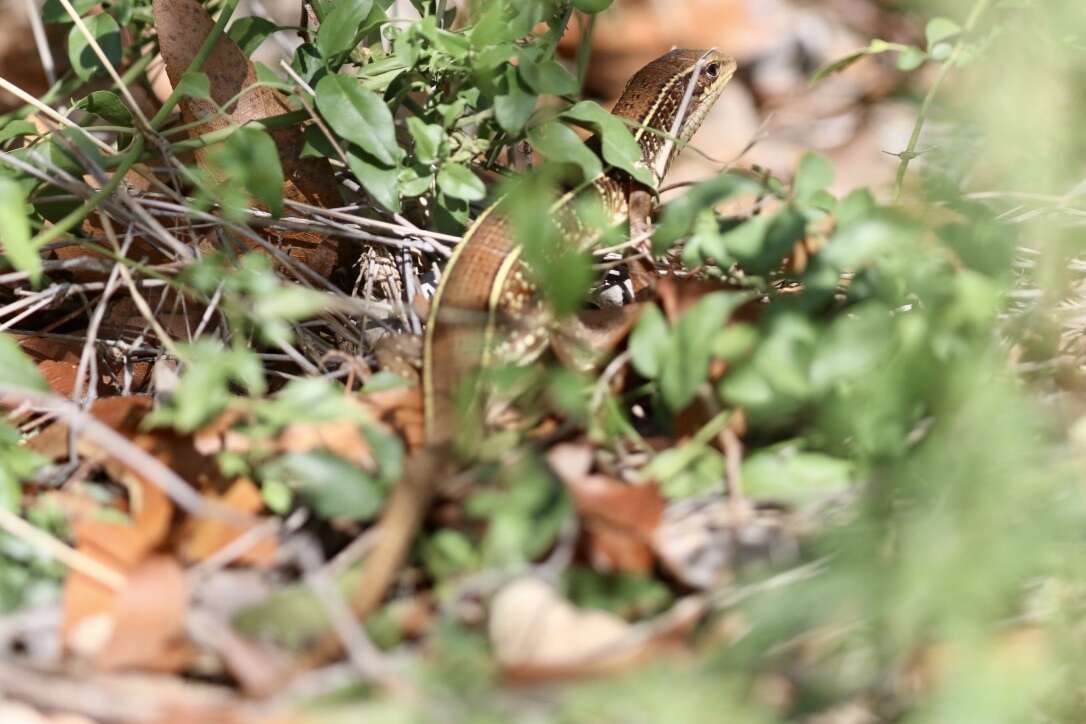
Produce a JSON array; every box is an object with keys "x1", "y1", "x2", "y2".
[{"x1": 1, "y1": 0, "x2": 1086, "y2": 721}]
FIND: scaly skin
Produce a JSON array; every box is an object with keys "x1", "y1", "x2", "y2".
[{"x1": 304, "y1": 49, "x2": 737, "y2": 668}]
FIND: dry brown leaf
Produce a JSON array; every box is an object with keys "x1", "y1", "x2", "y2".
[
  {"x1": 153, "y1": 0, "x2": 342, "y2": 275},
  {"x1": 73, "y1": 472, "x2": 173, "y2": 570},
  {"x1": 361, "y1": 386, "x2": 425, "y2": 452},
  {"x1": 178, "y1": 478, "x2": 276, "y2": 566},
  {"x1": 278, "y1": 418, "x2": 373, "y2": 467},
  {"x1": 489, "y1": 577, "x2": 690, "y2": 681},
  {"x1": 546, "y1": 443, "x2": 665, "y2": 574},
  {"x1": 65, "y1": 555, "x2": 191, "y2": 672}
]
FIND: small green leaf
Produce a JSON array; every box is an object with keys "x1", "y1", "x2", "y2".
[
  {"x1": 176, "y1": 71, "x2": 211, "y2": 100},
  {"x1": 561, "y1": 101, "x2": 653, "y2": 187},
  {"x1": 316, "y1": 0, "x2": 374, "y2": 58},
  {"x1": 653, "y1": 172, "x2": 759, "y2": 249},
  {"x1": 659, "y1": 292, "x2": 748, "y2": 410},
  {"x1": 629, "y1": 304, "x2": 668, "y2": 379},
  {"x1": 263, "y1": 452, "x2": 385, "y2": 521},
  {"x1": 925, "y1": 17, "x2": 962, "y2": 50},
  {"x1": 417, "y1": 16, "x2": 470, "y2": 60},
  {"x1": 520, "y1": 59, "x2": 579, "y2": 96},
  {"x1": 76, "y1": 91, "x2": 132, "y2": 126},
  {"x1": 527, "y1": 121, "x2": 602, "y2": 183},
  {"x1": 0, "y1": 121, "x2": 37, "y2": 145},
  {"x1": 42, "y1": 0, "x2": 96, "y2": 24},
  {"x1": 811, "y1": 39, "x2": 909, "y2": 83},
  {"x1": 407, "y1": 117, "x2": 444, "y2": 164},
  {"x1": 0, "y1": 334, "x2": 48, "y2": 392},
  {"x1": 300, "y1": 124, "x2": 336, "y2": 159},
  {"x1": 149, "y1": 341, "x2": 264, "y2": 432},
  {"x1": 211, "y1": 126, "x2": 285, "y2": 217},
  {"x1": 572, "y1": 0, "x2": 613, "y2": 12},
  {"x1": 743, "y1": 443, "x2": 855, "y2": 504},
  {"x1": 494, "y1": 65, "x2": 537, "y2": 135},
  {"x1": 315, "y1": 74, "x2": 400, "y2": 166},
  {"x1": 68, "y1": 13, "x2": 122, "y2": 81},
  {"x1": 0, "y1": 178, "x2": 40, "y2": 285},
  {"x1": 346, "y1": 148, "x2": 401, "y2": 212},
  {"x1": 227, "y1": 16, "x2": 280, "y2": 56},
  {"x1": 794, "y1": 152, "x2": 833, "y2": 202},
  {"x1": 437, "y1": 163, "x2": 486, "y2": 202},
  {"x1": 714, "y1": 213, "x2": 772, "y2": 260},
  {"x1": 896, "y1": 46, "x2": 928, "y2": 71}
]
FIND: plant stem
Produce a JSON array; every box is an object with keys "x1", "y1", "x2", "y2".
[
  {"x1": 148, "y1": 0, "x2": 240, "y2": 131},
  {"x1": 893, "y1": 0, "x2": 992, "y2": 200},
  {"x1": 28, "y1": 0, "x2": 240, "y2": 251}
]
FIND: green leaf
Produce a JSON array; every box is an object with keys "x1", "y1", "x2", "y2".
[
  {"x1": 653, "y1": 172, "x2": 759, "y2": 250},
  {"x1": 811, "y1": 303, "x2": 895, "y2": 390},
  {"x1": 422, "y1": 530, "x2": 480, "y2": 579},
  {"x1": 41, "y1": 0, "x2": 96, "y2": 24},
  {"x1": 494, "y1": 65, "x2": 537, "y2": 135},
  {"x1": 0, "y1": 177, "x2": 41, "y2": 285},
  {"x1": 572, "y1": 0, "x2": 614, "y2": 12},
  {"x1": 926, "y1": 17, "x2": 962, "y2": 50},
  {"x1": 175, "y1": 71, "x2": 211, "y2": 100},
  {"x1": 520, "y1": 59, "x2": 579, "y2": 96},
  {"x1": 794, "y1": 152, "x2": 833, "y2": 202},
  {"x1": 743, "y1": 443, "x2": 855, "y2": 504},
  {"x1": 417, "y1": 15, "x2": 470, "y2": 60},
  {"x1": 720, "y1": 314, "x2": 817, "y2": 424},
  {"x1": 300, "y1": 124, "x2": 336, "y2": 159},
  {"x1": 811, "y1": 39, "x2": 913, "y2": 83},
  {"x1": 437, "y1": 163, "x2": 486, "y2": 202},
  {"x1": 263, "y1": 452, "x2": 385, "y2": 521},
  {"x1": 0, "y1": 334, "x2": 48, "y2": 392},
  {"x1": 658, "y1": 292, "x2": 748, "y2": 410},
  {"x1": 75, "y1": 91, "x2": 132, "y2": 126},
  {"x1": 407, "y1": 117, "x2": 444, "y2": 164},
  {"x1": 227, "y1": 16, "x2": 280, "y2": 56},
  {"x1": 68, "y1": 13, "x2": 122, "y2": 81},
  {"x1": 0, "y1": 121, "x2": 37, "y2": 145},
  {"x1": 713, "y1": 213, "x2": 771, "y2": 261},
  {"x1": 629, "y1": 304, "x2": 668, "y2": 379},
  {"x1": 561, "y1": 101, "x2": 653, "y2": 187},
  {"x1": 148, "y1": 341, "x2": 265, "y2": 432},
  {"x1": 896, "y1": 46, "x2": 928, "y2": 71},
  {"x1": 315, "y1": 74, "x2": 400, "y2": 166},
  {"x1": 346, "y1": 148, "x2": 401, "y2": 212},
  {"x1": 211, "y1": 126, "x2": 285, "y2": 217},
  {"x1": 316, "y1": 0, "x2": 373, "y2": 58},
  {"x1": 527, "y1": 121, "x2": 602, "y2": 183}
]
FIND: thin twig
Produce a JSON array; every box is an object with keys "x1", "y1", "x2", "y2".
[
  {"x1": 0, "y1": 386, "x2": 249, "y2": 523},
  {"x1": 0, "y1": 507, "x2": 126, "y2": 591},
  {"x1": 892, "y1": 0, "x2": 993, "y2": 199}
]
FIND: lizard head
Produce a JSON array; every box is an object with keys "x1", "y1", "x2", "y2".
[{"x1": 610, "y1": 48, "x2": 737, "y2": 183}]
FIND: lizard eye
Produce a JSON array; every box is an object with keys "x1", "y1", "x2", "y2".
[{"x1": 705, "y1": 62, "x2": 719, "y2": 79}]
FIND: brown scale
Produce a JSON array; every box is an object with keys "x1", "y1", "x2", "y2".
[
  {"x1": 424, "y1": 48, "x2": 737, "y2": 448},
  {"x1": 301, "y1": 48, "x2": 739, "y2": 670}
]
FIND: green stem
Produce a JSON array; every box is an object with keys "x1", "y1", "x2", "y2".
[
  {"x1": 31, "y1": 137, "x2": 145, "y2": 249},
  {"x1": 575, "y1": 13, "x2": 597, "y2": 91},
  {"x1": 148, "y1": 0, "x2": 240, "y2": 131},
  {"x1": 892, "y1": 0, "x2": 992, "y2": 200},
  {"x1": 28, "y1": 0, "x2": 240, "y2": 251}
]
